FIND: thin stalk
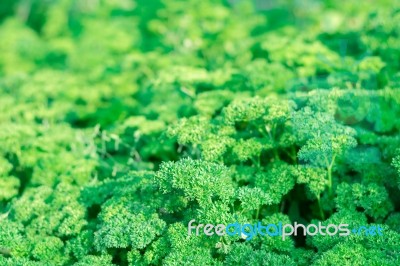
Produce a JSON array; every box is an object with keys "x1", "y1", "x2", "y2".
[
  {"x1": 317, "y1": 195, "x2": 325, "y2": 220},
  {"x1": 327, "y1": 165, "x2": 333, "y2": 197},
  {"x1": 326, "y1": 154, "x2": 337, "y2": 197}
]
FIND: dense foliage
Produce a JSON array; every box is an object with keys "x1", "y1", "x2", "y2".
[{"x1": 0, "y1": 0, "x2": 400, "y2": 265}]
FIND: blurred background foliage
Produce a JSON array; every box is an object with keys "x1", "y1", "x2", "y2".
[{"x1": 1, "y1": 0, "x2": 398, "y2": 175}]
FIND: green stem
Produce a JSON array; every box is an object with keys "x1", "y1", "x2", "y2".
[
  {"x1": 260, "y1": 125, "x2": 279, "y2": 161},
  {"x1": 317, "y1": 195, "x2": 325, "y2": 220},
  {"x1": 291, "y1": 146, "x2": 298, "y2": 164},
  {"x1": 327, "y1": 165, "x2": 333, "y2": 197},
  {"x1": 272, "y1": 147, "x2": 279, "y2": 161},
  {"x1": 251, "y1": 157, "x2": 260, "y2": 167},
  {"x1": 327, "y1": 154, "x2": 337, "y2": 197},
  {"x1": 280, "y1": 200, "x2": 286, "y2": 213},
  {"x1": 255, "y1": 207, "x2": 260, "y2": 220}
]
